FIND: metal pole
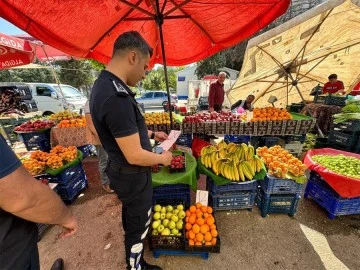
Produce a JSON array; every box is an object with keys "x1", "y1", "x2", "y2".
[{"x1": 155, "y1": 0, "x2": 173, "y2": 129}]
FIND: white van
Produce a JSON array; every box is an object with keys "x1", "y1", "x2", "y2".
[{"x1": 25, "y1": 83, "x2": 88, "y2": 115}]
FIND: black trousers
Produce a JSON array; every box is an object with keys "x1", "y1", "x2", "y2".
[{"x1": 106, "y1": 165, "x2": 152, "y2": 270}]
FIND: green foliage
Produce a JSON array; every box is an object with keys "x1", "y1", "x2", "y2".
[
  {"x1": 141, "y1": 66, "x2": 185, "y2": 91},
  {"x1": 0, "y1": 64, "x2": 55, "y2": 83},
  {"x1": 88, "y1": 59, "x2": 105, "y2": 71},
  {"x1": 56, "y1": 59, "x2": 95, "y2": 88},
  {"x1": 195, "y1": 54, "x2": 225, "y2": 79}
]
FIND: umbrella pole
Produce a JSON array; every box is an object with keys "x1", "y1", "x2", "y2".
[{"x1": 156, "y1": 0, "x2": 173, "y2": 130}]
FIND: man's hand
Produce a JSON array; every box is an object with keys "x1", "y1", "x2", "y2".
[
  {"x1": 161, "y1": 151, "x2": 173, "y2": 166},
  {"x1": 154, "y1": 131, "x2": 168, "y2": 142},
  {"x1": 209, "y1": 107, "x2": 214, "y2": 112},
  {"x1": 58, "y1": 215, "x2": 78, "y2": 239}
]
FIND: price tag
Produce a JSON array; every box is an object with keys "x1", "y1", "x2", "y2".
[{"x1": 196, "y1": 190, "x2": 209, "y2": 206}]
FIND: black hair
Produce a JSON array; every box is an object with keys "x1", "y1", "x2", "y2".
[
  {"x1": 113, "y1": 31, "x2": 153, "y2": 57},
  {"x1": 247, "y1": 94, "x2": 255, "y2": 98},
  {"x1": 328, "y1": 74, "x2": 337, "y2": 80}
]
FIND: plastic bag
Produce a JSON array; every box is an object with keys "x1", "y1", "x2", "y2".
[{"x1": 191, "y1": 136, "x2": 210, "y2": 159}]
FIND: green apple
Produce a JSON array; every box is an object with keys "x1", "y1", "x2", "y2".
[
  {"x1": 171, "y1": 228, "x2": 179, "y2": 235},
  {"x1": 157, "y1": 224, "x2": 165, "y2": 233},
  {"x1": 176, "y1": 221, "x2": 183, "y2": 230},
  {"x1": 166, "y1": 205, "x2": 173, "y2": 213},
  {"x1": 152, "y1": 230, "x2": 159, "y2": 235},
  {"x1": 166, "y1": 212, "x2": 173, "y2": 220},
  {"x1": 162, "y1": 219, "x2": 169, "y2": 227},
  {"x1": 168, "y1": 220, "x2": 176, "y2": 230},
  {"x1": 161, "y1": 207, "x2": 166, "y2": 213},
  {"x1": 177, "y1": 204, "x2": 184, "y2": 211},
  {"x1": 161, "y1": 228, "x2": 171, "y2": 236},
  {"x1": 153, "y1": 212, "x2": 161, "y2": 221},
  {"x1": 173, "y1": 209, "x2": 179, "y2": 215},
  {"x1": 171, "y1": 214, "x2": 179, "y2": 222},
  {"x1": 154, "y1": 204, "x2": 161, "y2": 212},
  {"x1": 160, "y1": 213, "x2": 166, "y2": 220},
  {"x1": 152, "y1": 220, "x2": 160, "y2": 230},
  {"x1": 177, "y1": 233, "x2": 182, "y2": 236},
  {"x1": 178, "y1": 210, "x2": 186, "y2": 220}
]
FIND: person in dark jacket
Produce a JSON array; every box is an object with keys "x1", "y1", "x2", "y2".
[
  {"x1": 231, "y1": 94, "x2": 255, "y2": 111},
  {"x1": 208, "y1": 72, "x2": 226, "y2": 112}
]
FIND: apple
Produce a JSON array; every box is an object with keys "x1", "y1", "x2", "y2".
[
  {"x1": 162, "y1": 219, "x2": 169, "y2": 227},
  {"x1": 160, "y1": 213, "x2": 166, "y2": 220},
  {"x1": 157, "y1": 224, "x2": 165, "y2": 233},
  {"x1": 176, "y1": 221, "x2": 183, "y2": 230},
  {"x1": 154, "y1": 204, "x2": 161, "y2": 212},
  {"x1": 177, "y1": 233, "x2": 182, "y2": 236},
  {"x1": 166, "y1": 212, "x2": 173, "y2": 220},
  {"x1": 152, "y1": 220, "x2": 160, "y2": 230},
  {"x1": 168, "y1": 220, "x2": 176, "y2": 230},
  {"x1": 161, "y1": 228, "x2": 170, "y2": 236},
  {"x1": 153, "y1": 212, "x2": 160, "y2": 221},
  {"x1": 171, "y1": 214, "x2": 179, "y2": 222},
  {"x1": 166, "y1": 205, "x2": 173, "y2": 213},
  {"x1": 171, "y1": 228, "x2": 179, "y2": 235},
  {"x1": 178, "y1": 210, "x2": 186, "y2": 219},
  {"x1": 152, "y1": 230, "x2": 159, "y2": 236},
  {"x1": 161, "y1": 207, "x2": 166, "y2": 213},
  {"x1": 173, "y1": 209, "x2": 179, "y2": 215}
]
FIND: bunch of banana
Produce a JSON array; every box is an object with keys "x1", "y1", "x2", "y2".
[
  {"x1": 219, "y1": 161, "x2": 240, "y2": 181},
  {"x1": 217, "y1": 140, "x2": 227, "y2": 150},
  {"x1": 200, "y1": 145, "x2": 217, "y2": 156},
  {"x1": 248, "y1": 156, "x2": 263, "y2": 173},
  {"x1": 201, "y1": 152, "x2": 213, "y2": 168},
  {"x1": 212, "y1": 158, "x2": 230, "y2": 176},
  {"x1": 238, "y1": 160, "x2": 256, "y2": 181},
  {"x1": 218, "y1": 148, "x2": 227, "y2": 159}
]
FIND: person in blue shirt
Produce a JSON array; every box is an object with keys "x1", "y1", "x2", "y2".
[{"x1": 0, "y1": 134, "x2": 78, "y2": 270}]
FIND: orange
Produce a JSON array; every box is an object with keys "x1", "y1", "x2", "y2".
[
  {"x1": 185, "y1": 210, "x2": 191, "y2": 217},
  {"x1": 188, "y1": 215, "x2": 196, "y2": 225},
  {"x1": 185, "y1": 217, "x2": 189, "y2": 223},
  {"x1": 211, "y1": 238, "x2": 217, "y2": 246},
  {"x1": 204, "y1": 232, "x2": 212, "y2": 242},
  {"x1": 211, "y1": 229, "x2": 218, "y2": 238},
  {"x1": 185, "y1": 232, "x2": 189, "y2": 239},
  {"x1": 195, "y1": 233, "x2": 204, "y2": 243},
  {"x1": 196, "y1": 202, "x2": 202, "y2": 209},
  {"x1": 192, "y1": 224, "x2": 200, "y2": 234},
  {"x1": 200, "y1": 224, "x2": 210, "y2": 234},
  {"x1": 205, "y1": 242, "x2": 212, "y2": 246},
  {"x1": 189, "y1": 239, "x2": 194, "y2": 246},
  {"x1": 206, "y1": 216, "x2": 215, "y2": 226},
  {"x1": 207, "y1": 206, "x2": 213, "y2": 214},
  {"x1": 195, "y1": 242, "x2": 202, "y2": 246},
  {"x1": 189, "y1": 205, "x2": 196, "y2": 213},
  {"x1": 185, "y1": 223, "x2": 192, "y2": 231},
  {"x1": 200, "y1": 206, "x2": 208, "y2": 213},
  {"x1": 196, "y1": 218, "x2": 204, "y2": 226},
  {"x1": 188, "y1": 231, "x2": 195, "y2": 240},
  {"x1": 203, "y1": 213, "x2": 209, "y2": 219},
  {"x1": 196, "y1": 210, "x2": 203, "y2": 219}
]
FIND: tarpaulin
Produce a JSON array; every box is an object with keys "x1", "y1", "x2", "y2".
[{"x1": 304, "y1": 148, "x2": 360, "y2": 198}]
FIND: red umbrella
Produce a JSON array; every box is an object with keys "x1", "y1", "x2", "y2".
[{"x1": 0, "y1": 33, "x2": 34, "y2": 69}]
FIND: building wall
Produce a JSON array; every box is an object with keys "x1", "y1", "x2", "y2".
[{"x1": 176, "y1": 65, "x2": 198, "y2": 99}]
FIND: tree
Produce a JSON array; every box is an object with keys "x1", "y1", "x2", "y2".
[{"x1": 141, "y1": 66, "x2": 184, "y2": 91}]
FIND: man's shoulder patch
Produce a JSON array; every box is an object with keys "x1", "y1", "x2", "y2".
[{"x1": 112, "y1": 81, "x2": 129, "y2": 97}]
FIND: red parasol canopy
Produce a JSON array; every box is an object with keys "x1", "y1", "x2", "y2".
[{"x1": 0, "y1": 0, "x2": 290, "y2": 67}]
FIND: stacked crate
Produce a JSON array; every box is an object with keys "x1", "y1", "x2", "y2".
[
  {"x1": 256, "y1": 175, "x2": 303, "y2": 217},
  {"x1": 152, "y1": 184, "x2": 191, "y2": 207},
  {"x1": 18, "y1": 129, "x2": 51, "y2": 152},
  {"x1": 206, "y1": 177, "x2": 257, "y2": 212},
  {"x1": 304, "y1": 172, "x2": 360, "y2": 219},
  {"x1": 328, "y1": 120, "x2": 360, "y2": 153}
]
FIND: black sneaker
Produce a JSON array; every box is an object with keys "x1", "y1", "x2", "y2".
[
  {"x1": 50, "y1": 258, "x2": 64, "y2": 270},
  {"x1": 143, "y1": 261, "x2": 163, "y2": 270}
]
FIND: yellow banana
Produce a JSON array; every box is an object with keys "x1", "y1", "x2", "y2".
[
  {"x1": 255, "y1": 156, "x2": 263, "y2": 173},
  {"x1": 247, "y1": 145, "x2": 254, "y2": 161},
  {"x1": 233, "y1": 161, "x2": 240, "y2": 181},
  {"x1": 240, "y1": 161, "x2": 252, "y2": 180},
  {"x1": 238, "y1": 163, "x2": 245, "y2": 181},
  {"x1": 243, "y1": 160, "x2": 255, "y2": 178}
]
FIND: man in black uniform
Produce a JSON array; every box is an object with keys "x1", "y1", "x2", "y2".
[{"x1": 90, "y1": 31, "x2": 172, "y2": 270}]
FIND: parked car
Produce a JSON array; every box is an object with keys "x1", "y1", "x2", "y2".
[
  {"x1": 136, "y1": 91, "x2": 177, "y2": 108},
  {"x1": 197, "y1": 96, "x2": 209, "y2": 111}
]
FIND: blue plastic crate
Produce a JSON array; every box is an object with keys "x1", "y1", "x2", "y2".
[
  {"x1": 18, "y1": 130, "x2": 51, "y2": 152},
  {"x1": 47, "y1": 163, "x2": 84, "y2": 184},
  {"x1": 206, "y1": 177, "x2": 257, "y2": 195},
  {"x1": 153, "y1": 249, "x2": 209, "y2": 260},
  {"x1": 304, "y1": 172, "x2": 360, "y2": 219},
  {"x1": 176, "y1": 134, "x2": 192, "y2": 147},
  {"x1": 259, "y1": 174, "x2": 304, "y2": 196},
  {"x1": 210, "y1": 191, "x2": 256, "y2": 211},
  {"x1": 224, "y1": 135, "x2": 250, "y2": 144},
  {"x1": 153, "y1": 184, "x2": 191, "y2": 207},
  {"x1": 256, "y1": 188, "x2": 301, "y2": 218},
  {"x1": 259, "y1": 136, "x2": 285, "y2": 148},
  {"x1": 77, "y1": 144, "x2": 93, "y2": 158},
  {"x1": 57, "y1": 172, "x2": 88, "y2": 202}
]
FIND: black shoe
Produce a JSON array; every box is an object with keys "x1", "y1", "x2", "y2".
[
  {"x1": 50, "y1": 258, "x2": 64, "y2": 270},
  {"x1": 143, "y1": 261, "x2": 163, "y2": 270}
]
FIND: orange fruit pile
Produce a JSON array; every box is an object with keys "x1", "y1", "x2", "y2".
[
  {"x1": 185, "y1": 202, "x2": 218, "y2": 246},
  {"x1": 251, "y1": 107, "x2": 292, "y2": 122},
  {"x1": 57, "y1": 116, "x2": 86, "y2": 128},
  {"x1": 257, "y1": 145, "x2": 307, "y2": 178},
  {"x1": 23, "y1": 159, "x2": 46, "y2": 175}
]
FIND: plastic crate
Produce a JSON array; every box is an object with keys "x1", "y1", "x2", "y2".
[
  {"x1": 77, "y1": 144, "x2": 93, "y2": 158},
  {"x1": 47, "y1": 163, "x2": 84, "y2": 184},
  {"x1": 256, "y1": 188, "x2": 301, "y2": 218},
  {"x1": 284, "y1": 134, "x2": 306, "y2": 144},
  {"x1": 149, "y1": 198, "x2": 186, "y2": 251},
  {"x1": 287, "y1": 103, "x2": 305, "y2": 113},
  {"x1": 224, "y1": 135, "x2": 250, "y2": 144},
  {"x1": 332, "y1": 120, "x2": 360, "y2": 133},
  {"x1": 206, "y1": 177, "x2": 257, "y2": 195},
  {"x1": 185, "y1": 237, "x2": 221, "y2": 254},
  {"x1": 168, "y1": 152, "x2": 186, "y2": 173},
  {"x1": 284, "y1": 143, "x2": 303, "y2": 155},
  {"x1": 260, "y1": 175, "x2": 303, "y2": 196},
  {"x1": 328, "y1": 130, "x2": 359, "y2": 150},
  {"x1": 176, "y1": 134, "x2": 192, "y2": 148},
  {"x1": 152, "y1": 249, "x2": 209, "y2": 260},
  {"x1": 57, "y1": 172, "x2": 88, "y2": 202},
  {"x1": 210, "y1": 191, "x2": 256, "y2": 211},
  {"x1": 259, "y1": 136, "x2": 285, "y2": 148},
  {"x1": 19, "y1": 99, "x2": 38, "y2": 113},
  {"x1": 325, "y1": 95, "x2": 347, "y2": 106},
  {"x1": 304, "y1": 172, "x2": 360, "y2": 219},
  {"x1": 153, "y1": 184, "x2": 191, "y2": 207},
  {"x1": 18, "y1": 130, "x2": 51, "y2": 152}
]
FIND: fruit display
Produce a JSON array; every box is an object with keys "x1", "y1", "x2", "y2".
[
  {"x1": 200, "y1": 141, "x2": 263, "y2": 182},
  {"x1": 144, "y1": 112, "x2": 174, "y2": 125},
  {"x1": 49, "y1": 110, "x2": 80, "y2": 122},
  {"x1": 14, "y1": 119, "x2": 56, "y2": 132},
  {"x1": 183, "y1": 111, "x2": 241, "y2": 123},
  {"x1": 22, "y1": 159, "x2": 46, "y2": 175},
  {"x1": 257, "y1": 145, "x2": 307, "y2": 178},
  {"x1": 251, "y1": 107, "x2": 293, "y2": 122},
  {"x1": 185, "y1": 202, "x2": 218, "y2": 246},
  {"x1": 57, "y1": 116, "x2": 86, "y2": 128},
  {"x1": 151, "y1": 164, "x2": 160, "y2": 173},
  {"x1": 151, "y1": 204, "x2": 186, "y2": 236},
  {"x1": 312, "y1": 154, "x2": 360, "y2": 179},
  {"x1": 169, "y1": 153, "x2": 186, "y2": 172}
]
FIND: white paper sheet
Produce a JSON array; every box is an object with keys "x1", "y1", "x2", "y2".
[{"x1": 158, "y1": 130, "x2": 181, "y2": 151}]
